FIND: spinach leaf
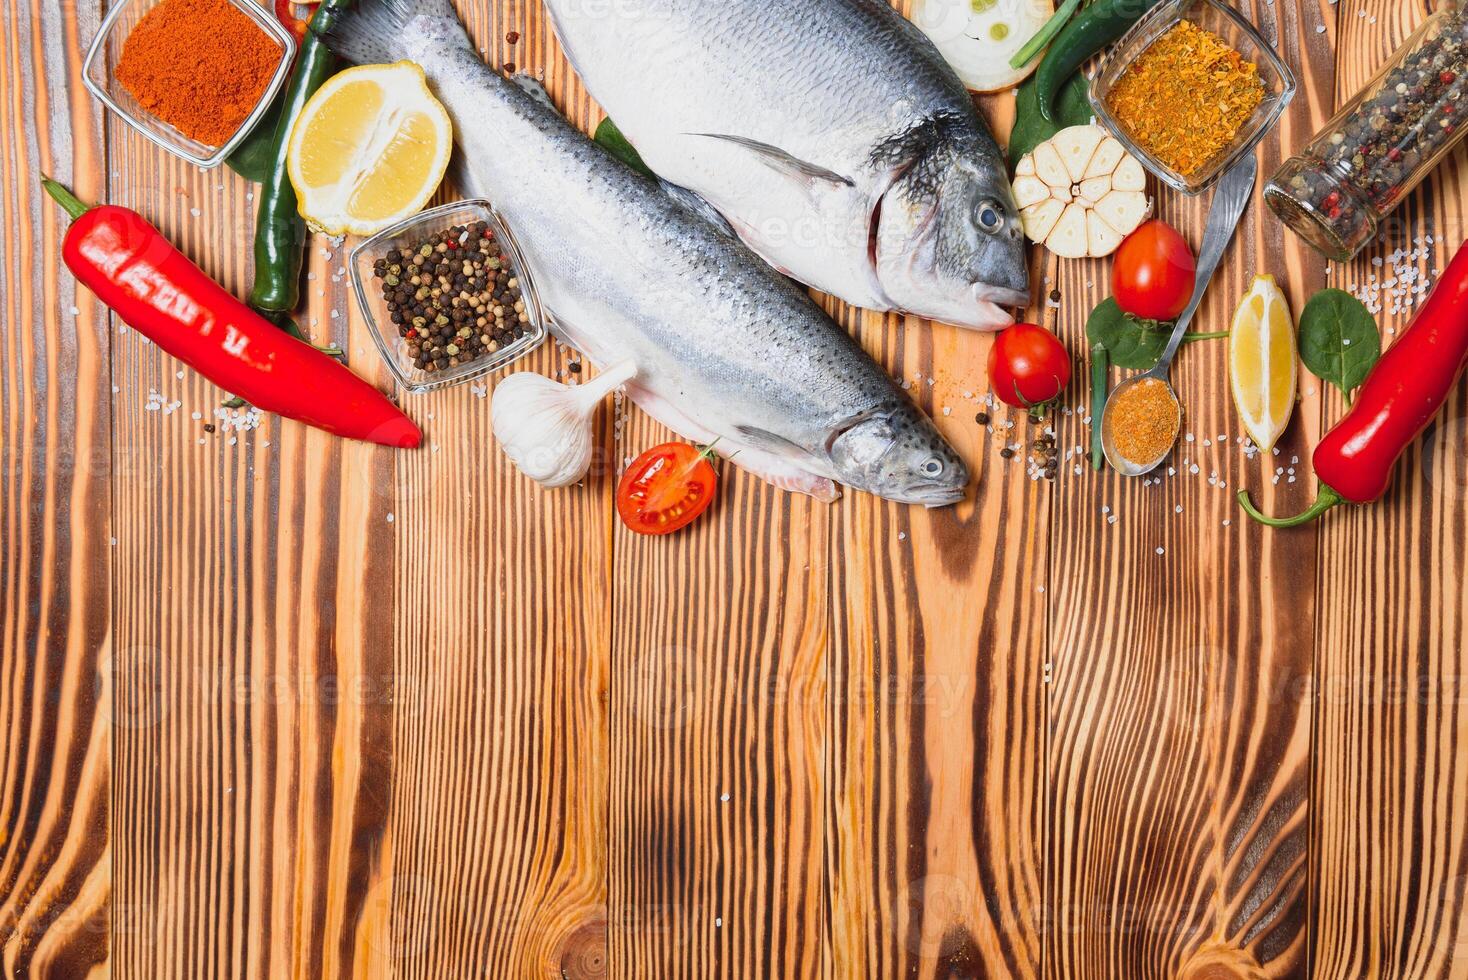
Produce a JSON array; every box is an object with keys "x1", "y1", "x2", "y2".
[
  {"x1": 594, "y1": 117, "x2": 655, "y2": 179},
  {"x1": 1298, "y1": 289, "x2": 1380, "y2": 402},
  {"x1": 1085, "y1": 298, "x2": 1173, "y2": 370},
  {"x1": 1009, "y1": 71, "x2": 1093, "y2": 169}
]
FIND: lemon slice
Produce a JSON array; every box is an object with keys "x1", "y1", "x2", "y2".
[
  {"x1": 1229, "y1": 275, "x2": 1297, "y2": 452},
  {"x1": 288, "y1": 62, "x2": 453, "y2": 236}
]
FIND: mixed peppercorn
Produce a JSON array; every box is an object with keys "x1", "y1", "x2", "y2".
[
  {"x1": 1276, "y1": 11, "x2": 1468, "y2": 254},
  {"x1": 373, "y1": 221, "x2": 529, "y2": 375}
]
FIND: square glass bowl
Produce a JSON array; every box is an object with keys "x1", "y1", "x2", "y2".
[
  {"x1": 1088, "y1": 0, "x2": 1297, "y2": 195},
  {"x1": 349, "y1": 200, "x2": 548, "y2": 394},
  {"x1": 83, "y1": 0, "x2": 295, "y2": 169}
]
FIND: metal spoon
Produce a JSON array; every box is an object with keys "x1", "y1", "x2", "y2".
[{"x1": 1101, "y1": 155, "x2": 1259, "y2": 477}]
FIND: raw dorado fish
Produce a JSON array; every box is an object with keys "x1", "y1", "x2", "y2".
[
  {"x1": 543, "y1": 0, "x2": 1031, "y2": 331},
  {"x1": 322, "y1": 0, "x2": 969, "y2": 506}
]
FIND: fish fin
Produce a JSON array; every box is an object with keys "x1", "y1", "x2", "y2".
[
  {"x1": 734, "y1": 425, "x2": 809, "y2": 456},
  {"x1": 728, "y1": 453, "x2": 840, "y2": 502},
  {"x1": 622, "y1": 384, "x2": 839, "y2": 502},
  {"x1": 315, "y1": 0, "x2": 466, "y2": 65},
  {"x1": 659, "y1": 181, "x2": 736, "y2": 238},
  {"x1": 510, "y1": 72, "x2": 556, "y2": 111},
  {"x1": 687, "y1": 133, "x2": 855, "y2": 187}
]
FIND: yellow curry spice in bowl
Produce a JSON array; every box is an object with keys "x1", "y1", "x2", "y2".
[{"x1": 1104, "y1": 20, "x2": 1266, "y2": 179}]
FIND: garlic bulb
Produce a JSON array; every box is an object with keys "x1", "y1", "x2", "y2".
[
  {"x1": 491, "y1": 361, "x2": 637, "y2": 488},
  {"x1": 1014, "y1": 125, "x2": 1151, "y2": 259}
]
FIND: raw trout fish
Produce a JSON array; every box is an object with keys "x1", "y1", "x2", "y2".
[
  {"x1": 322, "y1": 0, "x2": 970, "y2": 506},
  {"x1": 543, "y1": 0, "x2": 1031, "y2": 331}
]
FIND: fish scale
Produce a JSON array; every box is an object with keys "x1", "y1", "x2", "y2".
[
  {"x1": 542, "y1": 0, "x2": 1030, "y2": 330},
  {"x1": 322, "y1": 0, "x2": 970, "y2": 506}
]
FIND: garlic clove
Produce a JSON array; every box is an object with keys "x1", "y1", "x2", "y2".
[{"x1": 491, "y1": 360, "x2": 638, "y2": 489}]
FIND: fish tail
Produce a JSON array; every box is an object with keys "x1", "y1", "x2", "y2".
[{"x1": 315, "y1": 0, "x2": 470, "y2": 65}]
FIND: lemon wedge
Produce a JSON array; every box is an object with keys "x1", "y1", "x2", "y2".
[
  {"x1": 1229, "y1": 275, "x2": 1297, "y2": 453},
  {"x1": 288, "y1": 62, "x2": 453, "y2": 236}
]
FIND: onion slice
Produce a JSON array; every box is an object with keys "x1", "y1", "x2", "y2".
[{"x1": 911, "y1": 0, "x2": 1056, "y2": 93}]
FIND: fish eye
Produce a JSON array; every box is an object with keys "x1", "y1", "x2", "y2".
[
  {"x1": 976, "y1": 200, "x2": 1004, "y2": 233},
  {"x1": 921, "y1": 457, "x2": 945, "y2": 477}
]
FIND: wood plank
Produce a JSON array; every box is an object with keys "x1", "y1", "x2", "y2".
[
  {"x1": 828, "y1": 310, "x2": 1049, "y2": 980},
  {"x1": 1311, "y1": 2, "x2": 1468, "y2": 976},
  {"x1": 609, "y1": 438, "x2": 828, "y2": 979},
  {"x1": 0, "y1": 0, "x2": 112, "y2": 974},
  {"x1": 1044, "y1": 1, "x2": 1335, "y2": 976}
]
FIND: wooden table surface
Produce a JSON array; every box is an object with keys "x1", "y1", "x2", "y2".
[{"x1": 5, "y1": 0, "x2": 1468, "y2": 976}]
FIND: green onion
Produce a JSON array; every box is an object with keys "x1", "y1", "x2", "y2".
[
  {"x1": 1090, "y1": 342, "x2": 1108, "y2": 471},
  {"x1": 1009, "y1": 0, "x2": 1083, "y2": 70}
]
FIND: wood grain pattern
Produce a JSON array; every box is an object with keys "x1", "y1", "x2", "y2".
[
  {"x1": 8, "y1": 0, "x2": 1468, "y2": 977},
  {"x1": 1043, "y1": 2, "x2": 1334, "y2": 976},
  {"x1": 0, "y1": 0, "x2": 112, "y2": 975},
  {"x1": 1311, "y1": 2, "x2": 1468, "y2": 977}
]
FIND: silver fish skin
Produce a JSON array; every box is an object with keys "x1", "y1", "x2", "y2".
[
  {"x1": 542, "y1": 0, "x2": 1031, "y2": 332},
  {"x1": 321, "y1": 0, "x2": 969, "y2": 506}
]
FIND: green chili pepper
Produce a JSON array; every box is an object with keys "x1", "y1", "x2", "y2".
[
  {"x1": 1089, "y1": 342, "x2": 1108, "y2": 471},
  {"x1": 225, "y1": 90, "x2": 288, "y2": 183},
  {"x1": 248, "y1": 0, "x2": 352, "y2": 313},
  {"x1": 1035, "y1": 0, "x2": 1162, "y2": 123}
]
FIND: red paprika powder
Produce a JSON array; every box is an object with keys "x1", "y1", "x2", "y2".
[{"x1": 114, "y1": 0, "x2": 280, "y2": 146}]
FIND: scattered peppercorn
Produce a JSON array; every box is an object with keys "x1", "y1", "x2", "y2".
[
  {"x1": 506, "y1": 30, "x2": 520, "y2": 43},
  {"x1": 374, "y1": 220, "x2": 531, "y2": 375},
  {"x1": 999, "y1": 447, "x2": 1015, "y2": 459},
  {"x1": 203, "y1": 423, "x2": 216, "y2": 433},
  {"x1": 975, "y1": 412, "x2": 990, "y2": 425}
]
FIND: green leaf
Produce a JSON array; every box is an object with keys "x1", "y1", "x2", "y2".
[
  {"x1": 1085, "y1": 298, "x2": 1172, "y2": 370},
  {"x1": 1009, "y1": 71, "x2": 1092, "y2": 169},
  {"x1": 1298, "y1": 289, "x2": 1381, "y2": 401},
  {"x1": 594, "y1": 117, "x2": 655, "y2": 179}
]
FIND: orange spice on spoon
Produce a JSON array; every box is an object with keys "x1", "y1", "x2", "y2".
[{"x1": 1105, "y1": 377, "x2": 1181, "y2": 466}]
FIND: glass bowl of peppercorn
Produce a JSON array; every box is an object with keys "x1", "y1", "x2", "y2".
[
  {"x1": 1088, "y1": 0, "x2": 1297, "y2": 195},
  {"x1": 349, "y1": 199, "x2": 548, "y2": 394}
]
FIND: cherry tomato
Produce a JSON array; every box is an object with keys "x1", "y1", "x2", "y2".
[
  {"x1": 1113, "y1": 220, "x2": 1197, "y2": 321},
  {"x1": 617, "y1": 442, "x2": 719, "y2": 536},
  {"x1": 988, "y1": 323, "x2": 1071, "y2": 413}
]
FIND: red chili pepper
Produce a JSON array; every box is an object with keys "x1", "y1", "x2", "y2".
[
  {"x1": 43, "y1": 177, "x2": 420, "y2": 449},
  {"x1": 1239, "y1": 240, "x2": 1468, "y2": 526},
  {"x1": 274, "y1": 0, "x2": 320, "y2": 43}
]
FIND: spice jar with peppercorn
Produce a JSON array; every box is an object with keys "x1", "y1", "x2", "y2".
[
  {"x1": 1265, "y1": 7, "x2": 1468, "y2": 261},
  {"x1": 350, "y1": 200, "x2": 547, "y2": 393}
]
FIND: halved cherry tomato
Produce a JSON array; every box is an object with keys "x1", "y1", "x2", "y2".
[
  {"x1": 274, "y1": 0, "x2": 320, "y2": 43},
  {"x1": 1112, "y1": 220, "x2": 1197, "y2": 321},
  {"x1": 988, "y1": 322, "x2": 1071, "y2": 416},
  {"x1": 617, "y1": 442, "x2": 719, "y2": 536}
]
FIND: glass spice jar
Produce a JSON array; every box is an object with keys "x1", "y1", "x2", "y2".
[{"x1": 1264, "y1": 7, "x2": 1468, "y2": 261}]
